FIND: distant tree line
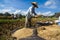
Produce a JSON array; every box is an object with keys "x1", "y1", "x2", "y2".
[
  {"x1": 0, "y1": 12, "x2": 60, "y2": 19},
  {"x1": 0, "y1": 12, "x2": 25, "y2": 19}
]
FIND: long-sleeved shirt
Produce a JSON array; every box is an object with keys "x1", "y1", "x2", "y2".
[{"x1": 26, "y1": 6, "x2": 37, "y2": 19}]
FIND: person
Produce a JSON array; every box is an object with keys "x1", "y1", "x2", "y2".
[
  {"x1": 58, "y1": 16, "x2": 60, "y2": 26},
  {"x1": 25, "y1": 2, "x2": 38, "y2": 28}
]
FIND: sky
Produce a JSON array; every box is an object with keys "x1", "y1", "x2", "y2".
[{"x1": 0, "y1": 0, "x2": 60, "y2": 16}]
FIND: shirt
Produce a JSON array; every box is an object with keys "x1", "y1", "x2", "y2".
[{"x1": 26, "y1": 6, "x2": 37, "y2": 19}]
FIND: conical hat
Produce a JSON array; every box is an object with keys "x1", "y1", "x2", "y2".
[{"x1": 32, "y1": 2, "x2": 38, "y2": 8}]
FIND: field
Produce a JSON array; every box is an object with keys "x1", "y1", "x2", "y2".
[{"x1": 0, "y1": 17, "x2": 59, "y2": 40}]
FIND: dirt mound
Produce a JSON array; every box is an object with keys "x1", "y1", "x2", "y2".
[
  {"x1": 38, "y1": 25, "x2": 60, "y2": 40},
  {"x1": 12, "y1": 25, "x2": 60, "y2": 40},
  {"x1": 12, "y1": 28, "x2": 33, "y2": 39}
]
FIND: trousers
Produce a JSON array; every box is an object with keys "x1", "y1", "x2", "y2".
[{"x1": 25, "y1": 17, "x2": 32, "y2": 28}]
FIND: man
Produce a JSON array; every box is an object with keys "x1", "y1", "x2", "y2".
[{"x1": 25, "y1": 2, "x2": 38, "y2": 28}]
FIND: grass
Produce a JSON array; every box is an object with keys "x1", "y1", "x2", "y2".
[
  {"x1": 0, "y1": 19, "x2": 17, "y2": 23},
  {"x1": 0, "y1": 17, "x2": 58, "y2": 23}
]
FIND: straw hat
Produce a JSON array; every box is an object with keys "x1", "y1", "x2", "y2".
[{"x1": 32, "y1": 2, "x2": 38, "y2": 8}]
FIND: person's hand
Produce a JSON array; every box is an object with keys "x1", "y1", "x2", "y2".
[
  {"x1": 37, "y1": 15, "x2": 40, "y2": 17},
  {"x1": 34, "y1": 15, "x2": 38, "y2": 18}
]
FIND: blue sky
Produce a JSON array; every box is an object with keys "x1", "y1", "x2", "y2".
[{"x1": 0, "y1": 0, "x2": 60, "y2": 16}]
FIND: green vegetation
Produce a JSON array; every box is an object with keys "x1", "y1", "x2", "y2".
[
  {"x1": 0, "y1": 19, "x2": 19, "y2": 23},
  {"x1": 0, "y1": 17, "x2": 58, "y2": 23}
]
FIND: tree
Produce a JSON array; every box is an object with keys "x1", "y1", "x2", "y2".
[
  {"x1": 4, "y1": 12, "x2": 11, "y2": 16},
  {"x1": 16, "y1": 14, "x2": 23, "y2": 19},
  {"x1": 54, "y1": 12, "x2": 60, "y2": 17},
  {"x1": 0, "y1": 13, "x2": 3, "y2": 16}
]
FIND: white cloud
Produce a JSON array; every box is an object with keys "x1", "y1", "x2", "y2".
[
  {"x1": 0, "y1": 7, "x2": 54, "y2": 16},
  {"x1": 0, "y1": 6, "x2": 27, "y2": 15},
  {"x1": 0, "y1": 7, "x2": 16, "y2": 14},
  {"x1": 44, "y1": 0, "x2": 57, "y2": 9},
  {"x1": 21, "y1": 11, "x2": 27, "y2": 15},
  {"x1": 0, "y1": 5, "x2": 54, "y2": 16},
  {"x1": 14, "y1": 10, "x2": 21, "y2": 14},
  {"x1": 13, "y1": 9, "x2": 27, "y2": 15},
  {"x1": 42, "y1": 11, "x2": 54, "y2": 16},
  {"x1": 0, "y1": 9, "x2": 12, "y2": 13},
  {"x1": 38, "y1": 11, "x2": 54, "y2": 16},
  {"x1": 45, "y1": 1, "x2": 52, "y2": 6}
]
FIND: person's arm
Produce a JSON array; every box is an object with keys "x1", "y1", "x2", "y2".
[
  {"x1": 32, "y1": 10, "x2": 38, "y2": 18},
  {"x1": 32, "y1": 8, "x2": 37, "y2": 15},
  {"x1": 34, "y1": 12, "x2": 37, "y2": 15}
]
